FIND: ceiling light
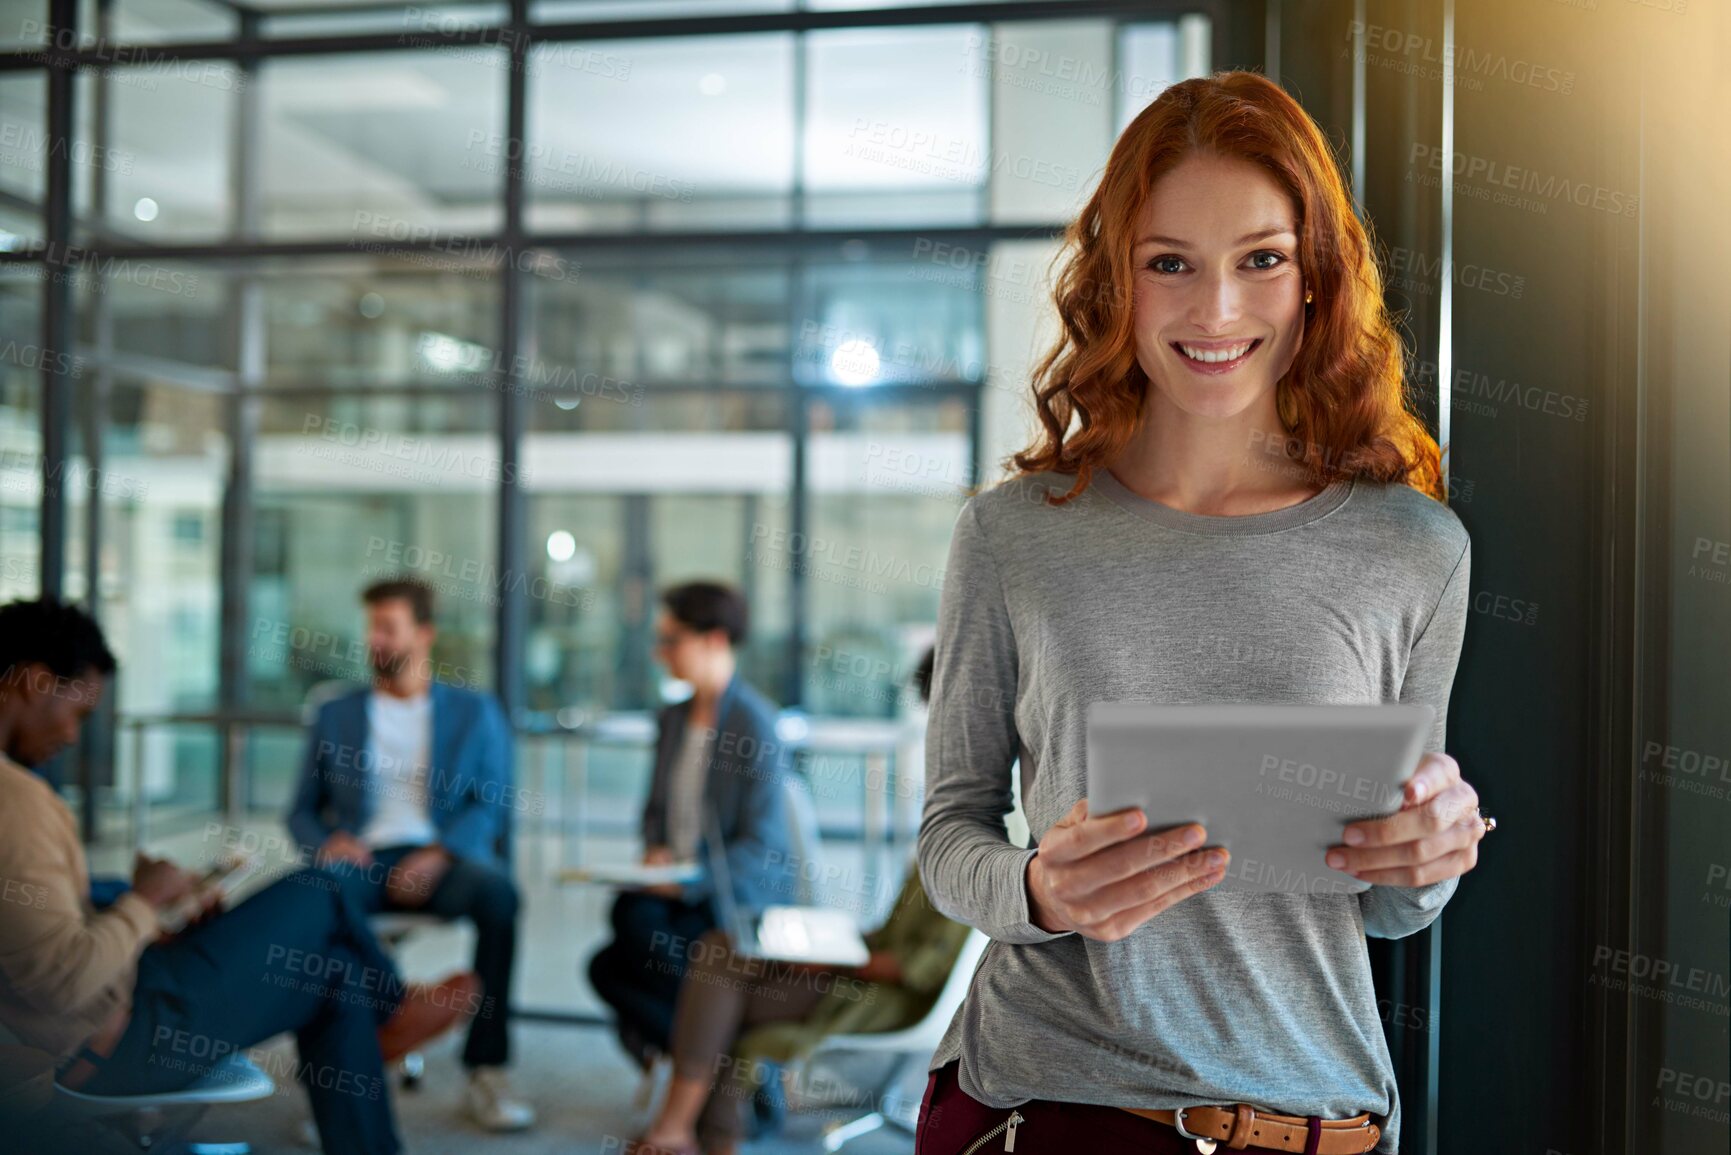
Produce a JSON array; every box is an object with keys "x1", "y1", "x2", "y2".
[{"x1": 829, "y1": 339, "x2": 880, "y2": 387}]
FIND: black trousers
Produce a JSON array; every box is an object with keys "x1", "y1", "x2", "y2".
[
  {"x1": 586, "y1": 890, "x2": 715, "y2": 1057},
  {"x1": 325, "y1": 844, "x2": 520, "y2": 1068}
]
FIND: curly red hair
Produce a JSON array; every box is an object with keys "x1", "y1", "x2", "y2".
[{"x1": 1008, "y1": 70, "x2": 1444, "y2": 505}]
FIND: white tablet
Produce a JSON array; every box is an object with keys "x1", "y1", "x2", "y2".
[{"x1": 1085, "y1": 703, "x2": 1435, "y2": 896}]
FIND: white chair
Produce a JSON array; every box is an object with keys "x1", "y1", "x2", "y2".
[
  {"x1": 797, "y1": 928, "x2": 992, "y2": 1152},
  {"x1": 55, "y1": 1052, "x2": 276, "y2": 1153}
]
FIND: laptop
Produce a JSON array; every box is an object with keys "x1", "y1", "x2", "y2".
[{"x1": 706, "y1": 810, "x2": 871, "y2": 967}]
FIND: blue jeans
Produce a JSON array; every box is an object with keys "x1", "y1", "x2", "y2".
[
  {"x1": 320, "y1": 844, "x2": 519, "y2": 1068},
  {"x1": 82, "y1": 868, "x2": 403, "y2": 1155}
]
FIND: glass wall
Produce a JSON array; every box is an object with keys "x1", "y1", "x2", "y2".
[
  {"x1": 259, "y1": 51, "x2": 507, "y2": 240},
  {"x1": 0, "y1": 71, "x2": 47, "y2": 248},
  {"x1": 73, "y1": 0, "x2": 238, "y2": 45},
  {"x1": 2, "y1": 1, "x2": 1210, "y2": 1022},
  {"x1": 250, "y1": 390, "x2": 500, "y2": 711},
  {"x1": 803, "y1": 26, "x2": 989, "y2": 227},
  {"x1": 0, "y1": 271, "x2": 42, "y2": 600},
  {"x1": 1, "y1": 0, "x2": 1212, "y2": 821},
  {"x1": 72, "y1": 377, "x2": 226, "y2": 716},
  {"x1": 526, "y1": 33, "x2": 796, "y2": 233},
  {"x1": 72, "y1": 63, "x2": 243, "y2": 246},
  {"x1": 526, "y1": 255, "x2": 791, "y2": 392},
  {"x1": 802, "y1": 392, "x2": 968, "y2": 716}
]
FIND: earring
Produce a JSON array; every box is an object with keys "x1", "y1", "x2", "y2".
[{"x1": 1304, "y1": 288, "x2": 1314, "y2": 304}]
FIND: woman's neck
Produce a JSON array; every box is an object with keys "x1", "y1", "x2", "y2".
[
  {"x1": 1108, "y1": 393, "x2": 1319, "y2": 515},
  {"x1": 686, "y1": 661, "x2": 735, "y2": 720}
]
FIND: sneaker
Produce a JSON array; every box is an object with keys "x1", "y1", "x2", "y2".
[
  {"x1": 465, "y1": 1066, "x2": 536, "y2": 1132},
  {"x1": 377, "y1": 971, "x2": 481, "y2": 1063}
]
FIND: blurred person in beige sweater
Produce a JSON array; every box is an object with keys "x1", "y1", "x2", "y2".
[{"x1": 0, "y1": 597, "x2": 476, "y2": 1154}]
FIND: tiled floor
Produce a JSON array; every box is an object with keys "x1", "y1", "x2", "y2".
[{"x1": 178, "y1": 1020, "x2": 920, "y2": 1155}]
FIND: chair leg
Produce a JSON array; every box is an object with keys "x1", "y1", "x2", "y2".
[
  {"x1": 99, "y1": 1102, "x2": 206, "y2": 1151},
  {"x1": 746, "y1": 1059, "x2": 788, "y2": 1139},
  {"x1": 875, "y1": 1053, "x2": 922, "y2": 1131},
  {"x1": 633, "y1": 1054, "x2": 668, "y2": 1112},
  {"x1": 822, "y1": 1111, "x2": 888, "y2": 1152},
  {"x1": 816, "y1": 1051, "x2": 920, "y2": 1151},
  {"x1": 398, "y1": 1051, "x2": 424, "y2": 1090}
]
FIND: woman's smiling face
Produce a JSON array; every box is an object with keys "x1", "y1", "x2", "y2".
[{"x1": 1130, "y1": 151, "x2": 1307, "y2": 423}]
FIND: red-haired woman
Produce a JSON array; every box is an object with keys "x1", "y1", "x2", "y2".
[{"x1": 915, "y1": 70, "x2": 1491, "y2": 1155}]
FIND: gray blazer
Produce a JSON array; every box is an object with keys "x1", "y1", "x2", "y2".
[{"x1": 642, "y1": 670, "x2": 795, "y2": 922}]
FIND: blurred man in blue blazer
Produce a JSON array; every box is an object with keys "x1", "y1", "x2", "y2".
[
  {"x1": 587, "y1": 580, "x2": 795, "y2": 1072},
  {"x1": 287, "y1": 577, "x2": 533, "y2": 1132}
]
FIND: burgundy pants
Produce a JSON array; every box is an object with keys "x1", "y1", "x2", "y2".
[{"x1": 914, "y1": 1061, "x2": 1332, "y2": 1155}]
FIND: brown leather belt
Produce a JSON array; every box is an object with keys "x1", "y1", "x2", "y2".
[{"x1": 1117, "y1": 1103, "x2": 1381, "y2": 1154}]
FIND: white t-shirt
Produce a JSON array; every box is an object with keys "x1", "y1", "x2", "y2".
[
  {"x1": 358, "y1": 691, "x2": 437, "y2": 849},
  {"x1": 664, "y1": 724, "x2": 711, "y2": 863}
]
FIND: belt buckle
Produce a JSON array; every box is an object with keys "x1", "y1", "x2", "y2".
[{"x1": 1173, "y1": 1107, "x2": 1218, "y2": 1154}]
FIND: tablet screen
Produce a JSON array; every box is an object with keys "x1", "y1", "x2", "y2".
[{"x1": 1085, "y1": 703, "x2": 1434, "y2": 896}]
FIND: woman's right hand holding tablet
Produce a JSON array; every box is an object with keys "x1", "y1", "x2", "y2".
[{"x1": 1025, "y1": 799, "x2": 1229, "y2": 940}]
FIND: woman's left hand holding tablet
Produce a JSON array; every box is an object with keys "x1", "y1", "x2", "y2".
[{"x1": 1327, "y1": 752, "x2": 1487, "y2": 886}]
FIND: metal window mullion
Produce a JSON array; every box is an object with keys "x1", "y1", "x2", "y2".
[
  {"x1": 495, "y1": 0, "x2": 530, "y2": 718},
  {"x1": 1263, "y1": 0, "x2": 1279, "y2": 85},
  {"x1": 0, "y1": 0, "x2": 1219, "y2": 73},
  {"x1": 74, "y1": 0, "x2": 115, "y2": 845},
  {"x1": 218, "y1": 9, "x2": 264, "y2": 825},
  {"x1": 1437, "y1": 0, "x2": 1454, "y2": 480},
  {"x1": 1349, "y1": 0, "x2": 1366, "y2": 213},
  {"x1": 785, "y1": 28, "x2": 808, "y2": 709},
  {"x1": 39, "y1": 0, "x2": 76, "y2": 606},
  {"x1": 1413, "y1": 8, "x2": 1455, "y2": 1152},
  {"x1": 0, "y1": 223, "x2": 1070, "y2": 266},
  {"x1": 37, "y1": 0, "x2": 82, "y2": 832}
]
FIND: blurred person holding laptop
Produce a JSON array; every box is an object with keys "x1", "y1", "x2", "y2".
[
  {"x1": 0, "y1": 597, "x2": 476, "y2": 1155},
  {"x1": 287, "y1": 576, "x2": 532, "y2": 1131},
  {"x1": 586, "y1": 581, "x2": 795, "y2": 1073},
  {"x1": 915, "y1": 72, "x2": 1493, "y2": 1155},
  {"x1": 630, "y1": 647, "x2": 971, "y2": 1155},
  {"x1": 634, "y1": 864, "x2": 969, "y2": 1155}
]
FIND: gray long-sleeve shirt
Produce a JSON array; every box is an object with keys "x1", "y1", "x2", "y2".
[{"x1": 918, "y1": 467, "x2": 1472, "y2": 1153}]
